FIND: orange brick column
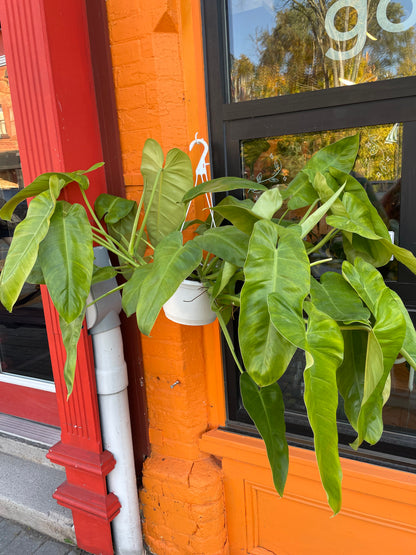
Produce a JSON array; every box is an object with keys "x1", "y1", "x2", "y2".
[{"x1": 106, "y1": 1, "x2": 229, "y2": 553}]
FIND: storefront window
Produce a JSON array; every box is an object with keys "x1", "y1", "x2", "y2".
[
  {"x1": 228, "y1": 0, "x2": 416, "y2": 102},
  {"x1": 0, "y1": 53, "x2": 53, "y2": 382},
  {"x1": 203, "y1": 0, "x2": 416, "y2": 467}
]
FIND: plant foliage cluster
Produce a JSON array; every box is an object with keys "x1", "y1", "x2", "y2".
[{"x1": 1, "y1": 135, "x2": 416, "y2": 513}]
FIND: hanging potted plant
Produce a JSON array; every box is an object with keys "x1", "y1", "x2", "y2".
[{"x1": 1, "y1": 134, "x2": 416, "y2": 515}]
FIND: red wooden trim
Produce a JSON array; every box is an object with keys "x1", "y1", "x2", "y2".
[
  {"x1": 0, "y1": 1, "x2": 119, "y2": 552},
  {"x1": 0, "y1": 382, "x2": 59, "y2": 426}
]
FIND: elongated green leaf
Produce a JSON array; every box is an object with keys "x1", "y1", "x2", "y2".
[
  {"x1": 38, "y1": 201, "x2": 93, "y2": 323},
  {"x1": 194, "y1": 226, "x2": 248, "y2": 267},
  {"x1": 300, "y1": 179, "x2": 345, "y2": 238},
  {"x1": 310, "y1": 273, "x2": 370, "y2": 323},
  {"x1": 59, "y1": 309, "x2": 85, "y2": 397},
  {"x1": 94, "y1": 193, "x2": 135, "y2": 224},
  {"x1": 342, "y1": 257, "x2": 386, "y2": 312},
  {"x1": 0, "y1": 190, "x2": 56, "y2": 311},
  {"x1": 270, "y1": 292, "x2": 344, "y2": 513},
  {"x1": 136, "y1": 232, "x2": 202, "y2": 335},
  {"x1": 182, "y1": 176, "x2": 266, "y2": 203},
  {"x1": 267, "y1": 227, "x2": 310, "y2": 351},
  {"x1": 342, "y1": 259, "x2": 407, "y2": 446},
  {"x1": 304, "y1": 303, "x2": 344, "y2": 514},
  {"x1": 327, "y1": 193, "x2": 382, "y2": 240},
  {"x1": 382, "y1": 240, "x2": 416, "y2": 274},
  {"x1": 284, "y1": 135, "x2": 359, "y2": 210},
  {"x1": 210, "y1": 261, "x2": 239, "y2": 301},
  {"x1": 212, "y1": 196, "x2": 262, "y2": 234},
  {"x1": 390, "y1": 290, "x2": 416, "y2": 370},
  {"x1": 328, "y1": 168, "x2": 391, "y2": 239},
  {"x1": 239, "y1": 221, "x2": 307, "y2": 386},
  {"x1": 352, "y1": 288, "x2": 406, "y2": 447},
  {"x1": 312, "y1": 170, "x2": 347, "y2": 217},
  {"x1": 121, "y1": 265, "x2": 152, "y2": 317},
  {"x1": 252, "y1": 187, "x2": 282, "y2": 218},
  {"x1": 240, "y1": 372, "x2": 288, "y2": 496},
  {"x1": 343, "y1": 233, "x2": 392, "y2": 268},
  {"x1": 92, "y1": 265, "x2": 118, "y2": 285},
  {"x1": 26, "y1": 258, "x2": 45, "y2": 285},
  {"x1": 141, "y1": 140, "x2": 192, "y2": 246},
  {"x1": 337, "y1": 328, "x2": 368, "y2": 429},
  {"x1": 0, "y1": 164, "x2": 103, "y2": 221}
]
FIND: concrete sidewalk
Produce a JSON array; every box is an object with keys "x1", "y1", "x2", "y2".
[{"x1": 0, "y1": 516, "x2": 90, "y2": 554}]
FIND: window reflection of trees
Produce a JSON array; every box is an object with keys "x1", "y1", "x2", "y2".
[{"x1": 230, "y1": 0, "x2": 416, "y2": 102}]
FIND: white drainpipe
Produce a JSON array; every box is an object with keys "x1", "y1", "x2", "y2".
[{"x1": 86, "y1": 247, "x2": 143, "y2": 555}]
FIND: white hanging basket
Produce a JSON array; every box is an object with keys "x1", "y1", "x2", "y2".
[{"x1": 163, "y1": 279, "x2": 217, "y2": 326}]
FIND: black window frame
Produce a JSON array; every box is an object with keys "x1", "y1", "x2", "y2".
[{"x1": 201, "y1": 0, "x2": 416, "y2": 471}]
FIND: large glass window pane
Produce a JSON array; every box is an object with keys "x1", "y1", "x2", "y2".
[
  {"x1": 241, "y1": 123, "x2": 402, "y2": 280},
  {"x1": 0, "y1": 53, "x2": 53, "y2": 383},
  {"x1": 228, "y1": 0, "x2": 416, "y2": 102}
]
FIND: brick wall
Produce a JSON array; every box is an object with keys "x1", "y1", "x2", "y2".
[{"x1": 106, "y1": 1, "x2": 228, "y2": 552}]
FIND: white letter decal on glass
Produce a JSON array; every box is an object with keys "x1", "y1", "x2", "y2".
[
  {"x1": 325, "y1": 0, "x2": 368, "y2": 60},
  {"x1": 377, "y1": 0, "x2": 416, "y2": 32}
]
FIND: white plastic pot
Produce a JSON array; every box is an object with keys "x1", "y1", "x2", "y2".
[{"x1": 163, "y1": 279, "x2": 217, "y2": 326}]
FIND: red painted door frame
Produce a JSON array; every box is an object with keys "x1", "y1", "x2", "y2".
[{"x1": 0, "y1": 1, "x2": 120, "y2": 553}]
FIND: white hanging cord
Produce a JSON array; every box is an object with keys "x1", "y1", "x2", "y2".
[{"x1": 181, "y1": 133, "x2": 215, "y2": 231}]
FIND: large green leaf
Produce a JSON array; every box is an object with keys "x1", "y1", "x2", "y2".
[
  {"x1": 0, "y1": 164, "x2": 103, "y2": 221},
  {"x1": 136, "y1": 232, "x2": 202, "y2": 335},
  {"x1": 312, "y1": 170, "x2": 347, "y2": 218},
  {"x1": 343, "y1": 233, "x2": 392, "y2": 268},
  {"x1": 382, "y1": 240, "x2": 416, "y2": 274},
  {"x1": 194, "y1": 226, "x2": 249, "y2": 267},
  {"x1": 94, "y1": 193, "x2": 136, "y2": 224},
  {"x1": 239, "y1": 221, "x2": 307, "y2": 386},
  {"x1": 0, "y1": 190, "x2": 56, "y2": 311},
  {"x1": 300, "y1": 177, "x2": 345, "y2": 238},
  {"x1": 310, "y1": 273, "x2": 370, "y2": 323},
  {"x1": 121, "y1": 265, "x2": 152, "y2": 317},
  {"x1": 337, "y1": 328, "x2": 368, "y2": 429},
  {"x1": 353, "y1": 289, "x2": 406, "y2": 447},
  {"x1": 26, "y1": 258, "x2": 45, "y2": 285},
  {"x1": 210, "y1": 261, "x2": 240, "y2": 307},
  {"x1": 141, "y1": 139, "x2": 192, "y2": 246},
  {"x1": 390, "y1": 290, "x2": 416, "y2": 370},
  {"x1": 342, "y1": 258, "x2": 386, "y2": 312},
  {"x1": 328, "y1": 168, "x2": 391, "y2": 239},
  {"x1": 284, "y1": 135, "x2": 359, "y2": 210},
  {"x1": 342, "y1": 259, "x2": 407, "y2": 445},
  {"x1": 304, "y1": 303, "x2": 344, "y2": 514},
  {"x1": 38, "y1": 201, "x2": 93, "y2": 323},
  {"x1": 59, "y1": 309, "x2": 85, "y2": 397},
  {"x1": 212, "y1": 196, "x2": 262, "y2": 234},
  {"x1": 240, "y1": 372, "x2": 289, "y2": 496},
  {"x1": 252, "y1": 187, "x2": 283, "y2": 218},
  {"x1": 182, "y1": 176, "x2": 266, "y2": 203},
  {"x1": 326, "y1": 193, "x2": 383, "y2": 240},
  {"x1": 92, "y1": 265, "x2": 118, "y2": 285}
]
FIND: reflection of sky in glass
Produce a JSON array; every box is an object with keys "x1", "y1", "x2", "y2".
[
  {"x1": 229, "y1": 0, "x2": 416, "y2": 65},
  {"x1": 228, "y1": 0, "x2": 277, "y2": 63},
  {"x1": 228, "y1": 0, "x2": 416, "y2": 101}
]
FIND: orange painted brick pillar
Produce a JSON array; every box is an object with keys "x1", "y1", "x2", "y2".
[{"x1": 106, "y1": 1, "x2": 229, "y2": 552}]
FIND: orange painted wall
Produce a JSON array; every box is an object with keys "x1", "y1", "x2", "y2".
[{"x1": 106, "y1": 1, "x2": 227, "y2": 553}]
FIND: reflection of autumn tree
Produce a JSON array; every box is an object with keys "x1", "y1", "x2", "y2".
[
  {"x1": 243, "y1": 125, "x2": 402, "y2": 187},
  {"x1": 231, "y1": 0, "x2": 416, "y2": 100}
]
